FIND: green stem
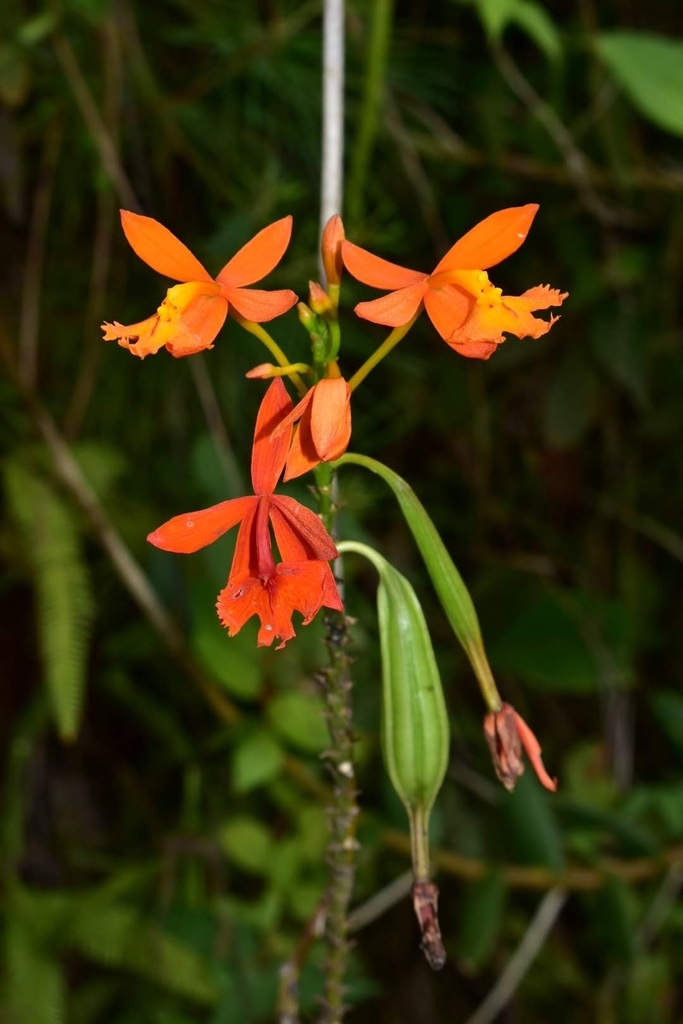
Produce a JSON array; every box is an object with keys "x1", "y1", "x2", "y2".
[
  {"x1": 232, "y1": 313, "x2": 307, "y2": 395},
  {"x1": 348, "y1": 313, "x2": 420, "y2": 391}
]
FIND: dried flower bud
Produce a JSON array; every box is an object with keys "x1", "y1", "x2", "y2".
[
  {"x1": 484, "y1": 703, "x2": 557, "y2": 793},
  {"x1": 308, "y1": 280, "x2": 334, "y2": 316},
  {"x1": 321, "y1": 213, "x2": 345, "y2": 288}
]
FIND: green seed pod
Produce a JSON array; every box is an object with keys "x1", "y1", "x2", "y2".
[
  {"x1": 339, "y1": 541, "x2": 449, "y2": 969},
  {"x1": 338, "y1": 542, "x2": 449, "y2": 875}
]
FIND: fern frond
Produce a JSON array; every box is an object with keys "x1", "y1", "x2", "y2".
[{"x1": 4, "y1": 459, "x2": 94, "y2": 742}]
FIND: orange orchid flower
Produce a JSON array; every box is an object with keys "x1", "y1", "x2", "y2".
[
  {"x1": 148, "y1": 379, "x2": 342, "y2": 647},
  {"x1": 102, "y1": 211, "x2": 297, "y2": 359},
  {"x1": 275, "y1": 375, "x2": 352, "y2": 481},
  {"x1": 483, "y1": 703, "x2": 557, "y2": 792},
  {"x1": 342, "y1": 205, "x2": 567, "y2": 360}
]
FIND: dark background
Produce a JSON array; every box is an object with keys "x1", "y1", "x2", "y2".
[{"x1": 2, "y1": 1, "x2": 683, "y2": 1021}]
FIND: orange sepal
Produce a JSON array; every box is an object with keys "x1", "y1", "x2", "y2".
[
  {"x1": 120, "y1": 210, "x2": 213, "y2": 283},
  {"x1": 250, "y1": 378, "x2": 293, "y2": 495},
  {"x1": 434, "y1": 204, "x2": 539, "y2": 274},
  {"x1": 342, "y1": 240, "x2": 427, "y2": 290},
  {"x1": 225, "y1": 286, "x2": 298, "y2": 323},
  {"x1": 217, "y1": 216, "x2": 293, "y2": 288},
  {"x1": 147, "y1": 495, "x2": 256, "y2": 554}
]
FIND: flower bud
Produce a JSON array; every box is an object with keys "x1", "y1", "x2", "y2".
[
  {"x1": 308, "y1": 280, "x2": 334, "y2": 316},
  {"x1": 484, "y1": 703, "x2": 556, "y2": 792},
  {"x1": 321, "y1": 213, "x2": 345, "y2": 288}
]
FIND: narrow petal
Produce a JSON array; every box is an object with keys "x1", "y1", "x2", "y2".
[
  {"x1": 147, "y1": 495, "x2": 256, "y2": 553},
  {"x1": 423, "y1": 285, "x2": 472, "y2": 342},
  {"x1": 251, "y1": 379, "x2": 293, "y2": 494},
  {"x1": 165, "y1": 294, "x2": 229, "y2": 357},
  {"x1": 434, "y1": 205, "x2": 539, "y2": 274},
  {"x1": 217, "y1": 216, "x2": 293, "y2": 287},
  {"x1": 354, "y1": 280, "x2": 427, "y2": 328},
  {"x1": 513, "y1": 711, "x2": 557, "y2": 792},
  {"x1": 269, "y1": 496, "x2": 338, "y2": 561},
  {"x1": 120, "y1": 210, "x2": 213, "y2": 283},
  {"x1": 225, "y1": 286, "x2": 298, "y2": 323},
  {"x1": 310, "y1": 378, "x2": 351, "y2": 460},
  {"x1": 342, "y1": 240, "x2": 427, "y2": 290}
]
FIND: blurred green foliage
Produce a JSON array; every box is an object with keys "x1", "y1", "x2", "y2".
[{"x1": 2, "y1": 0, "x2": 683, "y2": 1020}]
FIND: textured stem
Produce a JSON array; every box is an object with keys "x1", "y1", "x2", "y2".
[{"x1": 315, "y1": 461, "x2": 358, "y2": 1024}]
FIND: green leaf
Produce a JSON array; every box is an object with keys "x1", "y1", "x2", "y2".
[
  {"x1": 510, "y1": 2, "x2": 561, "y2": 63},
  {"x1": 469, "y1": 0, "x2": 561, "y2": 61},
  {"x1": 595, "y1": 32, "x2": 683, "y2": 137},
  {"x1": 232, "y1": 731, "x2": 284, "y2": 793},
  {"x1": 218, "y1": 817, "x2": 272, "y2": 874},
  {"x1": 5, "y1": 921, "x2": 66, "y2": 1024},
  {"x1": 456, "y1": 872, "x2": 507, "y2": 970},
  {"x1": 5, "y1": 460, "x2": 94, "y2": 741},
  {"x1": 267, "y1": 692, "x2": 330, "y2": 753}
]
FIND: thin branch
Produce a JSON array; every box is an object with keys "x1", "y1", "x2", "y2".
[
  {"x1": 188, "y1": 355, "x2": 244, "y2": 495},
  {"x1": 53, "y1": 32, "x2": 139, "y2": 211},
  {"x1": 348, "y1": 871, "x2": 413, "y2": 933},
  {"x1": 491, "y1": 45, "x2": 626, "y2": 224},
  {"x1": 19, "y1": 118, "x2": 63, "y2": 386},
  {"x1": 463, "y1": 888, "x2": 567, "y2": 1024},
  {"x1": 64, "y1": 14, "x2": 122, "y2": 439},
  {"x1": 403, "y1": 94, "x2": 683, "y2": 194}
]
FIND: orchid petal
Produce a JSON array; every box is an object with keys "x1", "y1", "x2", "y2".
[
  {"x1": 217, "y1": 216, "x2": 293, "y2": 287},
  {"x1": 251, "y1": 379, "x2": 293, "y2": 494},
  {"x1": 423, "y1": 285, "x2": 472, "y2": 342},
  {"x1": 120, "y1": 210, "x2": 213, "y2": 283},
  {"x1": 269, "y1": 495, "x2": 338, "y2": 561},
  {"x1": 354, "y1": 281, "x2": 427, "y2": 328},
  {"x1": 342, "y1": 240, "x2": 426, "y2": 290},
  {"x1": 147, "y1": 495, "x2": 255, "y2": 553},
  {"x1": 225, "y1": 286, "x2": 298, "y2": 323},
  {"x1": 434, "y1": 205, "x2": 539, "y2": 273}
]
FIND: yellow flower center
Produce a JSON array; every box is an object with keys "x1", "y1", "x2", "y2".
[
  {"x1": 157, "y1": 281, "x2": 220, "y2": 322},
  {"x1": 429, "y1": 269, "x2": 503, "y2": 308}
]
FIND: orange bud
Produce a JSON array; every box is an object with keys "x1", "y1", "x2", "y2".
[
  {"x1": 321, "y1": 214, "x2": 345, "y2": 288},
  {"x1": 483, "y1": 703, "x2": 556, "y2": 793}
]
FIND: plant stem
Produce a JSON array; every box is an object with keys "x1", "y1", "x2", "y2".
[
  {"x1": 348, "y1": 313, "x2": 420, "y2": 391},
  {"x1": 314, "y1": 460, "x2": 358, "y2": 1024},
  {"x1": 232, "y1": 313, "x2": 307, "y2": 395}
]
